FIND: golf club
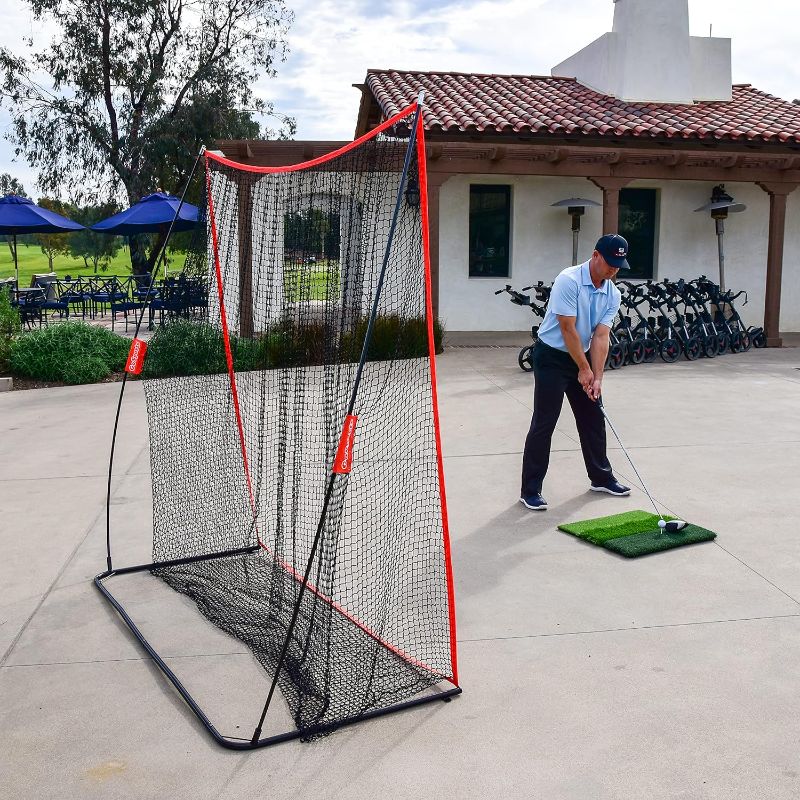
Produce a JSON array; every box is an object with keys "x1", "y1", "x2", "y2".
[{"x1": 597, "y1": 396, "x2": 688, "y2": 532}]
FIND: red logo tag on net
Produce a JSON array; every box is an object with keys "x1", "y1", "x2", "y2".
[
  {"x1": 332, "y1": 415, "x2": 358, "y2": 474},
  {"x1": 124, "y1": 338, "x2": 148, "y2": 375}
]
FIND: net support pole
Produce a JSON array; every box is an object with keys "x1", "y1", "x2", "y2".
[
  {"x1": 416, "y1": 111, "x2": 459, "y2": 688},
  {"x1": 104, "y1": 146, "x2": 206, "y2": 572},
  {"x1": 249, "y1": 96, "x2": 426, "y2": 744}
]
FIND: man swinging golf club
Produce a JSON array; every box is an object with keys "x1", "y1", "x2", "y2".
[{"x1": 520, "y1": 234, "x2": 632, "y2": 511}]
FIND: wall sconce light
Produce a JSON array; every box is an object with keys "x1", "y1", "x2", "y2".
[{"x1": 404, "y1": 174, "x2": 421, "y2": 208}]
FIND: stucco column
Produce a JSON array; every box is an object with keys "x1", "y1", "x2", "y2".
[
  {"x1": 588, "y1": 177, "x2": 631, "y2": 234},
  {"x1": 426, "y1": 173, "x2": 449, "y2": 318},
  {"x1": 756, "y1": 182, "x2": 798, "y2": 347},
  {"x1": 237, "y1": 181, "x2": 254, "y2": 338}
]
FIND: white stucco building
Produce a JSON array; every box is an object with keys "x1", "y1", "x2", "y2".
[{"x1": 225, "y1": 0, "x2": 800, "y2": 345}]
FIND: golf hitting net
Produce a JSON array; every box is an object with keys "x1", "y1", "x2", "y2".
[{"x1": 96, "y1": 101, "x2": 460, "y2": 748}]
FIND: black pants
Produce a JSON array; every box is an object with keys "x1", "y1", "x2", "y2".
[{"x1": 521, "y1": 340, "x2": 614, "y2": 496}]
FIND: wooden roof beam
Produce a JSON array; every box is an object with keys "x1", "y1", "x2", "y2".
[
  {"x1": 546, "y1": 147, "x2": 569, "y2": 163},
  {"x1": 427, "y1": 144, "x2": 444, "y2": 161},
  {"x1": 664, "y1": 152, "x2": 686, "y2": 167},
  {"x1": 778, "y1": 155, "x2": 800, "y2": 170}
]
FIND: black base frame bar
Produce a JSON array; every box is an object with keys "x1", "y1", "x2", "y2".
[{"x1": 93, "y1": 547, "x2": 461, "y2": 750}]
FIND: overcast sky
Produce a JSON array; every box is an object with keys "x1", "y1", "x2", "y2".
[{"x1": 1, "y1": 0, "x2": 798, "y2": 196}]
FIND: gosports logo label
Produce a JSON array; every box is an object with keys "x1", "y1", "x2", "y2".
[
  {"x1": 125, "y1": 338, "x2": 148, "y2": 375},
  {"x1": 332, "y1": 415, "x2": 358, "y2": 474}
]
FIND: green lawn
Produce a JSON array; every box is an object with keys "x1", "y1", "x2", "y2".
[
  {"x1": 0, "y1": 242, "x2": 186, "y2": 287},
  {"x1": 283, "y1": 259, "x2": 340, "y2": 302},
  {"x1": 3, "y1": 244, "x2": 340, "y2": 302}
]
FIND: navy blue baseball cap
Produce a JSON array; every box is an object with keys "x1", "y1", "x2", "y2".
[{"x1": 595, "y1": 234, "x2": 630, "y2": 269}]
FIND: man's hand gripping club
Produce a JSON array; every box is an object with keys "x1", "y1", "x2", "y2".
[{"x1": 557, "y1": 316, "x2": 610, "y2": 401}]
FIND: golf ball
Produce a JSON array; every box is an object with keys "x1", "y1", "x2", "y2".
[{"x1": 658, "y1": 519, "x2": 666, "y2": 529}]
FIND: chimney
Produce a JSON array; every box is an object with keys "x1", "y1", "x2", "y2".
[{"x1": 552, "y1": 0, "x2": 731, "y2": 104}]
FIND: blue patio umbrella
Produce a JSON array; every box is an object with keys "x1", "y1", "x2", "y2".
[
  {"x1": 91, "y1": 191, "x2": 199, "y2": 234},
  {"x1": 0, "y1": 194, "x2": 85, "y2": 285},
  {"x1": 91, "y1": 191, "x2": 200, "y2": 275}
]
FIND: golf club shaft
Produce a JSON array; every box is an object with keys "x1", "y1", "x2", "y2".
[{"x1": 598, "y1": 400, "x2": 663, "y2": 520}]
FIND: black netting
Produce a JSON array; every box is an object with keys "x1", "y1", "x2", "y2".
[{"x1": 141, "y1": 110, "x2": 456, "y2": 739}]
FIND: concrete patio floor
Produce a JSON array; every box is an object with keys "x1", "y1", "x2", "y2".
[{"x1": 2, "y1": 341, "x2": 800, "y2": 799}]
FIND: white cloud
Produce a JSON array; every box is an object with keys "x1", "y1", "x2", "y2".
[
  {"x1": 2, "y1": 0, "x2": 799, "y2": 192},
  {"x1": 242, "y1": 0, "x2": 800, "y2": 139}
]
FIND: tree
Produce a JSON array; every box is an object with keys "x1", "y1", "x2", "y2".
[
  {"x1": 0, "y1": 0, "x2": 294, "y2": 271},
  {"x1": 69, "y1": 203, "x2": 122, "y2": 273},
  {"x1": 35, "y1": 198, "x2": 73, "y2": 271},
  {"x1": 0, "y1": 174, "x2": 29, "y2": 263},
  {"x1": 0, "y1": 173, "x2": 26, "y2": 197},
  {"x1": 284, "y1": 209, "x2": 338, "y2": 258}
]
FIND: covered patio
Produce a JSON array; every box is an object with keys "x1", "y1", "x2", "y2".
[{"x1": 218, "y1": 71, "x2": 800, "y2": 342}]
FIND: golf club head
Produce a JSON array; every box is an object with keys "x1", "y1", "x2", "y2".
[{"x1": 662, "y1": 520, "x2": 688, "y2": 532}]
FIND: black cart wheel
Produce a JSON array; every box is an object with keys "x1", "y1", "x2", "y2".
[
  {"x1": 628, "y1": 340, "x2": 646, "y2": 365},
  {"x1": 518, "y1": 345, "x2": 534, "y2": 372},
  {"x1": 738, "y1": 329, "x2": 752, "y2": 352},
  {"x1": 660, "y1": 339, "x2": 681, "y2": 363},
  {"x1": 607, "y1": 343, "x2": 625, "y2": 370},
  {"x1": 750, "y1": 327, "x2": 767, "y2": 348},
  {"x1": 683, "y1": 336, "x2": 702, "y2": 361},
  {"x1": 702, "y1": 334, "x2": 719, "y2": 358},
  {"x1": 716, "y1": 331, "x2": 730, "y2": 355},
  {"x1": 642, "y1": 337, "x2": 659, "y2": 363}
]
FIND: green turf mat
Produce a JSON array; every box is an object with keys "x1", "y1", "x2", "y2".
[
  {"x1": 603, "y1": 525, "x2": 717, "y2": 558},
  {"x1": 558, "y1": 510, "x2": 675, "y2": 545}
]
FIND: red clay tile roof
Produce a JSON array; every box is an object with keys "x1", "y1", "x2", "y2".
[{"x1": 365, "y1": 70, "x2": 800, "y2": 144}]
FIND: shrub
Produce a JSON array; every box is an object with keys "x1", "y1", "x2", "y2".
[
  {"x1": 0, "y1": 288, "x2": 21, "y2": 373},
  {"x1": 340, "y1": 315, "x2": 445, "y2": 362},
  {"x1": 433, "y1": 318, "x2": 444, "y2": 354},
  {"x1": 271, "y1": 321, "x2": 332, "y2": 368},
  {"x1": 141, "y1": 315, "x2": 446, "y2": 379},
  {"x1": 9, "y1": 322, "x2": 129, "y2": 384},
  {"x1": 61, "y1": 355, "x2": 114, "y2": 385},
  {"x1": 259, "y1": 328, "x2": 293, "y2": 369},
  {"x1": 143, "y1": 320, "x2": 260, "y2": 378}
]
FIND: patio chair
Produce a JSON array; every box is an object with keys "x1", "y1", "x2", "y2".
[
  {"x1": 14, "y1": 287, "x2": 46, "y2": 328},
  {"x1": 148, "y1": 277, "x2": 189, "y2": 328},
  {"x1": 185, "y1": 277, "x2": 209, "y2": 317},
  {"x1": 59, "y1": 276, "x2": 92, "y2": 319},
  {"x1": 40, "y1": 279, "x2": 70, "y2": 322},
  {"x1": 109, "y1": 279, "x2": 145, "y2": 332},
  {"x1": 89, "y1": 276, "x2": 127, "y2": 317},
  {"x1": 132, "y1": 273, "x2": 160, "y2": 302}
]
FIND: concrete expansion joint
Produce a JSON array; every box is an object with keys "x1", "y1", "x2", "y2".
[
  {"x1": 1, "y1": 650, "x2": 252, "y2": 670},
  {"x1": 458, "y1": 612, "x2": 800, "y2": 644}
]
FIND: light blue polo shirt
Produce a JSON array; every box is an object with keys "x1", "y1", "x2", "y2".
[{"x1": 537, "y1": 262, "x2": 621, "y2": 352}]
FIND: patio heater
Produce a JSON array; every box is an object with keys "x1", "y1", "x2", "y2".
[
  {"x1": 693, "y1": 184, "x2": 746, "y2": 290},
  {"x1": 551, "y1": 198, "x2": 601, "y2": 265}
]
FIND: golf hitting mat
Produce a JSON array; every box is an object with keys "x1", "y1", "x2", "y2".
[{"x1": 558, "y1": 510, "x2": 716, "y2": 558}]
